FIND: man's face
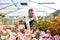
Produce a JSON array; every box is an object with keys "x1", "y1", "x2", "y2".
[{"x1": 28, "y1": 11, "x2": 34, "y2": 18}]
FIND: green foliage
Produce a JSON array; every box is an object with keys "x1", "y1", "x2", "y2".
[
  {"x1": 33, "y1": 25, "x2": 37, "y2": 31},
  {"x1": 14, "y1": 23, "x2": 18, "y2": 27},
  {"x1": 35, "y1": 32, "x2": 40, "y2": 39},
  {"x1": 12, "y1": 28, "x2": 19, "y2": 34},
  {"x1": 0, "y1": 33, "x2": 3, "y2": 36},
  {"x1": 35, "y1": 17, "x2": 50, "y2": 31}
]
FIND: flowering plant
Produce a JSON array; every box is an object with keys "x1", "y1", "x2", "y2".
[
  {"x1": 35, "y1": 17, "x2": 50, "y2": 31},
  {"x1": 48, "y1": 16, "x2": 60, "y2": 36}
]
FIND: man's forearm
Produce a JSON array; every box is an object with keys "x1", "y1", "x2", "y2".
[{"x1": 26, "y1": 23, "x2": 30, "y2": 30}]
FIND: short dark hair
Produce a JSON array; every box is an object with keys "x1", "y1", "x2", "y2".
[{"x1": 28, "y1": 9, "x2": 34, "y2": 12}]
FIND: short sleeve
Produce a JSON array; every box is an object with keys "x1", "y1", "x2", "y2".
[{"x1": 25, "y1": 16, "x2": 30, "y2": 23}]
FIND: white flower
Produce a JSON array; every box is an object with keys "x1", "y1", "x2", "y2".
[
  {"x1": 5, "y1": 35, "x2": 9, "y2": 39},
  {"x1": 1, "y1": 36, "x2": 6, "y2": 40},
  {"x1": 33, "y1": 38, "x2": 38, "y2": 40},
  {"x1": 46, "y1": 30, "x2": 50, "y2": 33},
  {"x1": 32, "y1": 34, "x2": 35, "y2": 37},
  {"x1": 6, "y1": 29, "x2": 11, "y2": 33},
  {"x1": 3, "y1": 30, "x2": 6, "y2": 34},
  {"x1": 9, "y1": 35, "x2": 16, "y2": 40},
  {"x1": 43, "y1": 34, "x2": 49, "y2": 37},
  {"x1": 21, "y1": 38, "x2": 25, "y2": 40},
  {"x1": 12, "y1": 32, "x2": 16, "y2": 36}
]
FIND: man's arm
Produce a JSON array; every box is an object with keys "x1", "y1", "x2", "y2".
[
  {"x1": 26, "y1": 21, "x2": 30, "y2": 30},
  {"x1": 25, "y1": 17, "x2": 30, "y2": 30}
]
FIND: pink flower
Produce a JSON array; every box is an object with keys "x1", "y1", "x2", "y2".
[
  {"x1": 17, "y1": 25, "x2": 25, "y2": 30},
  {"x1": 40, "y1": 31, "x2": 45, "y2": 36},
  {"x1": 43, "y1": 34, "x2": 49, "y2": 37},
  {"x1": 47, "y1": 38, "x2": 52, "y2": 40},
  {"x1": 46, "y1": 33, "x2": 52, "y2": 38},
  {"x1": 36, "y1": 29, "x2": 39, "y2": 32},
  {"x1": 25, "y1": 29, "x2": 31, "y2": 34},
  {"x1": 3, "y1": 25, "x2": 11, "y2": 30},
  {"x1": 7, "y1": 26, "x2": 11, "y2": 30},
  {"x1": 23, "y1": 35, "x2": 27, "y2": 39},
  {"x1": 18, "y1": 32, "x2": 23, "y2": 38},
  {"x1": 0, "y1": 28, "x2": 4, "y2": 34},
  {"x1": 30, "y1": 29, "x2": 33, "y2": 34},
  {"x1": 16, "y1": 27, "x2": 20, "y2": 30},
  {"x1": 28, "y1": 37, "x2": 31, "y2": 40},
  {"x1": 24, "y1": 29, "x2": 27, "y2": 32},
  {"x1": 9, "y1": 35, "x2": 16, "y2": 40},
  {"x1": 39, "y1": 36, "x2": 44, "y2": 40},
  {"x1": 33, "y1": 32, "x2": 36, "y2": 35}
]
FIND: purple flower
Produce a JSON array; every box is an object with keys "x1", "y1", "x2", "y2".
[{"x1": 54, "y1": 35, "x2": 60, "y2": 40}]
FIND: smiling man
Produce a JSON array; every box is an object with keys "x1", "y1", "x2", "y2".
[{"x1": 25, "y1": 9, "x2": 38, "y2": 30}]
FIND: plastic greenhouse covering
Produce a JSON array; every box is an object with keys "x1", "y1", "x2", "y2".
[{"x1": 0, "y1": 0, "x2": 60, "y2": 16}]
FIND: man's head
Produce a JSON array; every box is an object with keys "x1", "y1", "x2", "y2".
[{"x1": 28, "y1": 9, "x2": 34, "y2": 18}]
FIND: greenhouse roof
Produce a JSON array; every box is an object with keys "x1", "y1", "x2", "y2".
[{"x1": 0, "y1": 0, "x2": 60, "y2": 16}]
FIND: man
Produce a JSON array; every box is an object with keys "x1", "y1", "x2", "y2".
[{"x1": 25, "y1": 9, "x2": 38, "y2": 30}]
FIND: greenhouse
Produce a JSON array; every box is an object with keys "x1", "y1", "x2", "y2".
[{"x1": 0, "y1": 0, "x2": 60, "y2": 40}]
